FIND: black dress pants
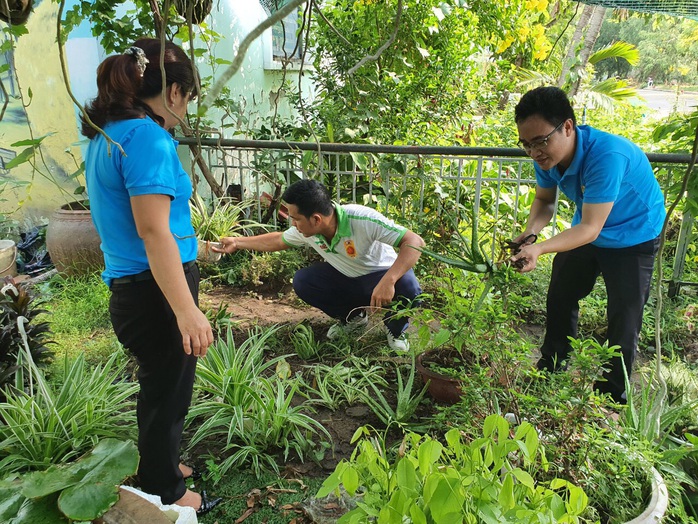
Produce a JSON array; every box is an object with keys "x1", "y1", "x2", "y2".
[
  {"x1": 540, "y1": 238, "x2": 659, "y2": 403},
  {"x1": 292, "y1": 262, "x2": 422, "y2": 337},
  {"x1": 109, "y1": 265, "x2": 199, "y2": 504}
]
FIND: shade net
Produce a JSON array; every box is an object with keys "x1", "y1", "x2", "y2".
[{"x1": 578, "y1": 0, "x2": 698, "y2": 20}]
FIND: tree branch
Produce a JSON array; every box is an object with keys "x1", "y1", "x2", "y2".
[
  {"x1": 199, "y1": 0, "x2": 308, "y2": 114},
  {"x1": 347, "y1": 0, "x2": 403, "y2": 76},
  {"x1": 312, "y1": 0, "x2": 351, "y2": 47},
  {"x1": 56, "y1": 0, "x2": 125, "y2": 157}
]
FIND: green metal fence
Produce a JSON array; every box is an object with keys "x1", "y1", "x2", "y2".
[{"x1": 178, "y1": 137, "x2": 695, "y2": 295}]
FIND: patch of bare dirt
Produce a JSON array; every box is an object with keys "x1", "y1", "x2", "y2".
[{"x1": 201, "y1": 285, "x2": 331, "y2": 329}]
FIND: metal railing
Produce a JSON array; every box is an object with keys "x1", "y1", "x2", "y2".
[{"x1": 178, "y1": 137, "x2": 694, "y2": 294}]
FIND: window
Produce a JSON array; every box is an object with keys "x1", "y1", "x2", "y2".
[{"x1": 260, "y1": 0, "x2": 305, "y2": 69}]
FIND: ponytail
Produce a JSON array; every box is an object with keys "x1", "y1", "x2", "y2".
[{"x1": 82, "y1": 39, "x2": 197, "y2": 138}]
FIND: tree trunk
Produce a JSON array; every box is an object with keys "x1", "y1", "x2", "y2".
[
  {"x1": 569, "y1": 6, "x2": 607, "y2": 97},
  {"x1": 556, "y1": 4, "x2": 594, "y2": 89}
]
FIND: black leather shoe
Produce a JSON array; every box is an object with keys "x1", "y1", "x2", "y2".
[
  {"x1": 182, "y1": 464, "x2": 203, "y2": 481},
  {"x1": 197, "y1": 490, "x2": 222, "y2": 516}
]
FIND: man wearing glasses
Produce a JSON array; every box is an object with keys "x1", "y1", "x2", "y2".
[{"x1": 510, "y1": 86, "x2": 665, "y2": 405}]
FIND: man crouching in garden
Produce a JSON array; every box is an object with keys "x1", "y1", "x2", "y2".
[
  {"x1": 216, "y1": 179, "x2": 425, "y2": 351},
  {"x1": 510, "y1": 86, "x2": 666, "y2": 404}
]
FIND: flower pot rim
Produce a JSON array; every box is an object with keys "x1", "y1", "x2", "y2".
[
  {"x1": 416, "y1": 349, "x2": 465, "y2": 384},
  {"x1": 60, "y1": 200, "x2": 90, "y2": 211}
]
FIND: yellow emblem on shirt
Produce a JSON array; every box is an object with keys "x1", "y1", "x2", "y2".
[{"x1": 344, "y1": 239, "x2": 357, "y2": 258}]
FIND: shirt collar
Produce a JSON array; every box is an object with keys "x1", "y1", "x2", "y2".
[
  {"x1": 553, "y1": 125, "x2": 584, "y2": 179},
  {"x1": 327, "y1": 202, "x2": 350, "y2": 251}
]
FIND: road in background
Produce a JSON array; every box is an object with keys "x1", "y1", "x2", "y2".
[{"x1": 638, "y1": 87, "x2": 697, "y2": 118}]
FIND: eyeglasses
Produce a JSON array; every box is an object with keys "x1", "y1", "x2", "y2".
[{"x1": 517, "y1": 121, "x2": 565, "y2": 152}]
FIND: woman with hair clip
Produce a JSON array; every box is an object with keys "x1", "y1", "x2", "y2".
[{"x1": 82, "y1": 38, "x2": 221, "y2": 515}]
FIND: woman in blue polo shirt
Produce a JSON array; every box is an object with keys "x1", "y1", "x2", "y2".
[
  {"x1": 510, "y1": 86, "x2": 665, "y2": 405},
  {"x1": 83, "y1": 39, "x2": 219, "y2": 514}
]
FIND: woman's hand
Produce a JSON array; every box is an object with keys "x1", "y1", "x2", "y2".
[{"x1": 177, "y1": 307, "x2": 214, "y2": 357}]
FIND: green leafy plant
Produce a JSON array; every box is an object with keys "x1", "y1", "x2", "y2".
[
  {"x1": 0, "y1": 351, "x2": 138, "y2": 474},
  {"x1": 317, "y1": 414, "x2": 591, "y2": 523},
  {"x1": 0, "y1": 280, "x2": 54, "y2": 394},
  {"x1": 190, "y1": 195, "x2": 271, "y2": 242},
  {"x1": 307, "y1": 357, "x2": 388, "y2": 410},
  {"x1": 290, "y1": 323, "x2": 322, "y2": 360},
  {"x1": 0, "y1": 438, "x2": 138, "y2": 524},
  {"x1": 188, "y1": 326, "x2": 331, "y2": 478},
  {"x1": 359, "y1": 354, "x2": 428, "y2": 430}
]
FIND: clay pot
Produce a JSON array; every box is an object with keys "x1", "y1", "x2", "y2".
[
  {"x1": 416, "y1": 349, "x2": 464, "y2": 404},
  {"x1": 173, "y1": 0, "x2": 213, "y2": 24},
  {"x1": 46, "y1": 202, "x2": 103, "y2": 276}
]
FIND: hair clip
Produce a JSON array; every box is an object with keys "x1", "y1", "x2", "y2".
[{"x1": 124, "y1": 46, "x2": 149, "y2": 77}]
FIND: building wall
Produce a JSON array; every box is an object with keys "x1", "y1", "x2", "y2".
[{"x1": 1, "y1": 0, "x2": 313, "y2": 224}]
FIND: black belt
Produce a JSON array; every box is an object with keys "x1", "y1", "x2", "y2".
[{"x1": 110, "y1": 260, "x2": 197, "y2": 286}]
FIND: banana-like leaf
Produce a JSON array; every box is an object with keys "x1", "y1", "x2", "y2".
[{"x1": 589, "y1": 41, "x2": 639, "y2": 66}]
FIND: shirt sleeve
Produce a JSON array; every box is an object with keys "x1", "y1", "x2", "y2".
[
  {"x1": 282, "y1": 227, "x2": 307, "y2": 247},
  {"x1": 360, "y1": 207, "x2": 407, "y2": 247},
  {"x1": 118, "y1": 123, "x2": 179, "y2": 198}
]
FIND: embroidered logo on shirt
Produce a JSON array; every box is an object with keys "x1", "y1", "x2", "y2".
[{"x1": 344, "y1": 239, "x2": 357, "y2": 258}]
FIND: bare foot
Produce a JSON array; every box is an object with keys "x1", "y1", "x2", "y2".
[
  {"x1": 179, "y1": 463, "x2": 193, "y2": 478},
  {"x1": 174, "y1": 488, "x2": 202, "y2": 510}
]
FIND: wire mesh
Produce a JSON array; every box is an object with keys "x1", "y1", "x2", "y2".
[{"x1": 579, "y1": 0, "x2": 698, "y2": 20}]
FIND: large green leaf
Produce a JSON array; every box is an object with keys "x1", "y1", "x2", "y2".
[
  {"x1": 589, "y1": 41, "x2": 639, "y2": 66},
  {"x1": 0, "y1": 485, "x2": 25, "y2": 521},
  {"x1": 9, "y1": 493, "x2": 68, "y2": 524},
  {"x1": 19, "y1": 439, "x2": 138, "y2": 521},
  {"x1": 58, "y1": 482, "x2": 120, "y2": 521},
  {"x1": 20, "y1": 467, "x2": 83, "y2": 499}
]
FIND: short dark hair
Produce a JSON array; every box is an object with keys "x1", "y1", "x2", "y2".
[
  {"x1": 514, "y1": 86, "x2": 577, "y2": 127},
  {"x1": 282, "y1": 180, "x2": 334, "y2": 218}
]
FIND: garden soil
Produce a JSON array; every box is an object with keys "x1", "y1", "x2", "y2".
[{"x1": 196, "y1": 285, "x2": 410, "y2": 522}]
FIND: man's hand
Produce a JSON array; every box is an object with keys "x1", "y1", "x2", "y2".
[
  {"x1": 370, "y1": 278, "x2": 395, "y2": 311},
  {"x1": 215, "y1": 237, "x2": 238, "y2": 254},
  {"x1": 510, "y1": 242, "x2": 542, "y2": 273}
]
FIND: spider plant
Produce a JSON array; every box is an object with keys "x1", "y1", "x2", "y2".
[
  {"x1": 0, "y1": 350, "x2": 137, "y2": 474},
  {"x1": 189, "y1": 195, "x2": 271, "y2": 242},
  {"x1": 188, "y1": 326, "x2": 331, "y2": 478}
]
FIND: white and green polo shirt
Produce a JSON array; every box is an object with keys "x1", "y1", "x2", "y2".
[{"x1": 282, "y1": 203, "x2": 407, "y2": 277}]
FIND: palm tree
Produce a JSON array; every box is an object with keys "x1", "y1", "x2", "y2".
[{"x1": 517, "y1": 41, "x2": 640, "y2": 123}]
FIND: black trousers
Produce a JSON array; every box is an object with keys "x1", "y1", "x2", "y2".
[
  {"x1": 109, "y1": 265, "x2": 199, "y2": 504},
  {"x1": 540, "y1": 238, "x2": 659, "y2": 403},
  {"x1": 292, "y1": 262, "x2": 422, "y2": 337}
]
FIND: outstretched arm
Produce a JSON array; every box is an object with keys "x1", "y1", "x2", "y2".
[
  {"x1": 216, "y1": 231, "x2": 291, "y2": 253},
  {"x1": 370, "y1": 230, "x2": 425, "y2": 310}
]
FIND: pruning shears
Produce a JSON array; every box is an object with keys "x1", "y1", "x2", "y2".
[{"x1": 505, "y1": 233, "x2": 537, "y2": 254}]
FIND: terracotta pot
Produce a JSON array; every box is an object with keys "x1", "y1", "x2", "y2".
[
  {"x1": 46, "y1": 202, "x2": 103, "y2": 276},
  {"x1": 416, "y1": 349, "x2": 464, "y2": 404}
]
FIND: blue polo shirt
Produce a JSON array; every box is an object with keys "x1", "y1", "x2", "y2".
[
  {"x1": 535, "y1": 125, "x2": 665, "y2": 248},
  {"x1": 85, "y1": 117, "x2": 197, "y2": 286}
]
